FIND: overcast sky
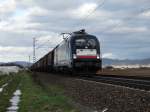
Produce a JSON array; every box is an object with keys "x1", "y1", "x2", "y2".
[{"x1": 0, "y1": 0, "x2": 150, "y2": 62}]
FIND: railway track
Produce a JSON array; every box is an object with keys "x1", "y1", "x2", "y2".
[
  {"x1": 79, "y1": 75, "x2": 150, "y2": 91},
  {"x1": 33, "y1": 72, "x2": 150, "y2": 91}
]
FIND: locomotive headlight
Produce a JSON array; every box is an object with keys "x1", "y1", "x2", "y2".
[
  {"x1": 73, "y1": 54, "x2": 77, "y2": 59},
  {"x1": 97, "y1": 54, "x2": 100, "y2": 59}
]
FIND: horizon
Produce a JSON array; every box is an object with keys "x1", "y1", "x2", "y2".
[{"x1": 1, "y1": 57, "x2": 150, "y2": 63}]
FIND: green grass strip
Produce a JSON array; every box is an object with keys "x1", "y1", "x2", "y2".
[
  {"x1": 19, "y1": 72, "x2": 78, "y2": 112},
  {"x1": 0, "y1": 75, "x2": 10, "y2": 87}
]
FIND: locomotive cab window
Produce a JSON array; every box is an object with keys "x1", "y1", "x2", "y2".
[
  {"x1": 87, "y1": 39, "x2": 96, "y2": 48},
  {"x1": 75, "y1": 39, "x2": 86, "y2": 47},
  {"x1": 75, "y1": 37, "x2": 97, "y2": 49}
]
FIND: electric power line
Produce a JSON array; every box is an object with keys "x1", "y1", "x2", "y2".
[
  {"x1": 75, "y1": 0, "x2": 150, "y2": 33},
  {"x1": 35, "y1": 40, "x2": 51, "y2": 49},
  {"x1": 33, "y1": 37, "x2": 36, "y2": 63},
  {"x1": 33, "y1": 0, "x2": 107, "y2": 56},
  {"x1": 76, "y1": 0, "x2": 107, "y2": 29},
  {"x1": 99, "y1": 7, "x2": 150, "y2": 35}
]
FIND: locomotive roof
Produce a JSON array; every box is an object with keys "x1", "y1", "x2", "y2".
[
  {"x1": 71, "y1": 33, "x2": 96, "y2": 39},
  {"x1": 71, "y1": 29, "x2": 96, "y2": 38},
  {"x1": 73, "y1": 29, "x2": 87, "y2": 34}
]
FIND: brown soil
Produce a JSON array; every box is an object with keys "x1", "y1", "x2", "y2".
[{"x1": 98, "y1": 68, "x2": 150, "y2": 77}]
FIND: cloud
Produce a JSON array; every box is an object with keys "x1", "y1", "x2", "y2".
[
  {"x1": 0, "y1": 6, "x2": 50, "y2": 34},
  {"x1": 0, "y1": 46, "x2": 32, "y2": 62},
  {"x1": 71, "y1": 3, "x2": 97, "y2": 19},
  {"x1": 102, "y1": 53, "x2": 116, "y2": 59},
  {"x1": 109, "y1": 26, "x2": 148, "y2": 34},
  {"x1": 109, "y1": 0, "x2": 150, "y2": 7},
  {"x1": 36, "y1": 34, "x2": 63, "y2": 47},
  {"x1": 0, "y1": 0, "x2": 16, "y2": 14},
  {"x1": 0, "y1": 0, "x2": 149, "y2": 62},
  {"x1": 140, "y1": 10, "x2": 150, "y2": 18},
  {"x1": 27, "y1": 6, "x2": 49, "y2": 16},
  {"x1": 0, "y1": 46, "x2": 32, "y2": 54}
]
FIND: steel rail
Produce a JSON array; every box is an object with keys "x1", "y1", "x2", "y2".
[{"x1": 79, "y1": 75, "x2": 150, "y2": 91}]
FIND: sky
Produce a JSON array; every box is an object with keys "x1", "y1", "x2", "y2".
[{"x1": 0, "y1": 0, "x2": 150, "y2": 62}]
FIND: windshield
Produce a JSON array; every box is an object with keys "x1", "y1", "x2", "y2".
[
  {"x1": 75, "y1": 39, "x2": 86, "y2": 47},
  {"x1": 87, "y1": 39, "x2": 96, "y2": 48},
  {"x1": 75, "y1": 38, "x2": 97, "y2": 49}
]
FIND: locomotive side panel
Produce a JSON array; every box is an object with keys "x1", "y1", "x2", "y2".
[
  {"x1": 54, "y1": 40, "x2": 72, "y2": 69},
  {"x1": 43, "y1": 56, "x2": 47, "y2": 72}
]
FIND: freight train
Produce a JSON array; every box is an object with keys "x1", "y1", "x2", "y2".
[{"x1": 31, "y1": 29, "x2": 102, "y2": 74}]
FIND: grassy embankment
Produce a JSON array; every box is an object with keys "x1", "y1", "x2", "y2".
[
  {"x1": 19, "y1": 72, "x2": 79, "y2": 112},
  {"x1": 0, "y1": 71, "x2": 79, "y2": 112},
  {"x1": 0, "y1": 73, "x2": 15, "y2": 87},
  {"x1": 0, "y1": 73, "x2": 20, "y2": 111}
]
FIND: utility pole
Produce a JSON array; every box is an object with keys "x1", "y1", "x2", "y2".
[
  {"x1": 33, "y1": 38, "x2": 36, "y2": 63},
  {"x1": 29, "y1": 55, "x2": 31, "y2": 63},
  {"x1": 28, "y1": 55, "x2": 31, "y2": 68}
]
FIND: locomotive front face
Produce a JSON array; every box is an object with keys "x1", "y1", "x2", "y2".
[{"x1": 72, "y1": 35, "x2": 102, "y2": 71}]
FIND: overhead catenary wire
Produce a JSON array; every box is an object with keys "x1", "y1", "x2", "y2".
[
  {"x1": 33, "y1": 0, "x2": 107, "y2": 55},
  {"x1": 32, "y1": 0, "x2": 107, "y2": 62},
  {"x1": 35, "y1": 33, "x2": 64, "y2": 50},
  {"x1": 35, "y1": 40, "x2": 51, "y2": 49},
  {"x1": 72, "y1": 1, "x2": 150, "y2": 59},
  {"x1": 99, "y1": 7, "x2": 150, "y2": 35},
  {"x1": 74, "y1": 0, "x2": 150, "y2": 34},
  {"x1": 31, "y1": 2, "x2": 150, "y2": 63},
  {"x1": 75, "y1": 0, "x2": 107, "y2": 29}
]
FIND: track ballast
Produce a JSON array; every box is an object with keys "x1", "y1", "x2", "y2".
[{"x1": 79, "y1": 75, "x2": 150, "y2": 91}]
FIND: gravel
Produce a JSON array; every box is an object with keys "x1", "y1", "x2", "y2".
[{"x1": 35, "y1": 73, "x2": 150, "y2": 112}]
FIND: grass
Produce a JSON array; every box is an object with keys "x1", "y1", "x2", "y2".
[
  {"x1": 0, "y1": 71, "x2": 79, "y2": 112},
  {"x1": 0, "y1": 74, "x2": 13, "y2": 87},
  {"x1": 19, "y1": 72, "x2": 79, "y2": 112},
  {"x1": 0, "y1": 74, "x2": 21, "y2": 111}
]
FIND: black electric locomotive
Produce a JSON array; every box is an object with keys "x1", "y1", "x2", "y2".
[{"x1": 31, "y1": 29, "x2": 102, "y2": 74}]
